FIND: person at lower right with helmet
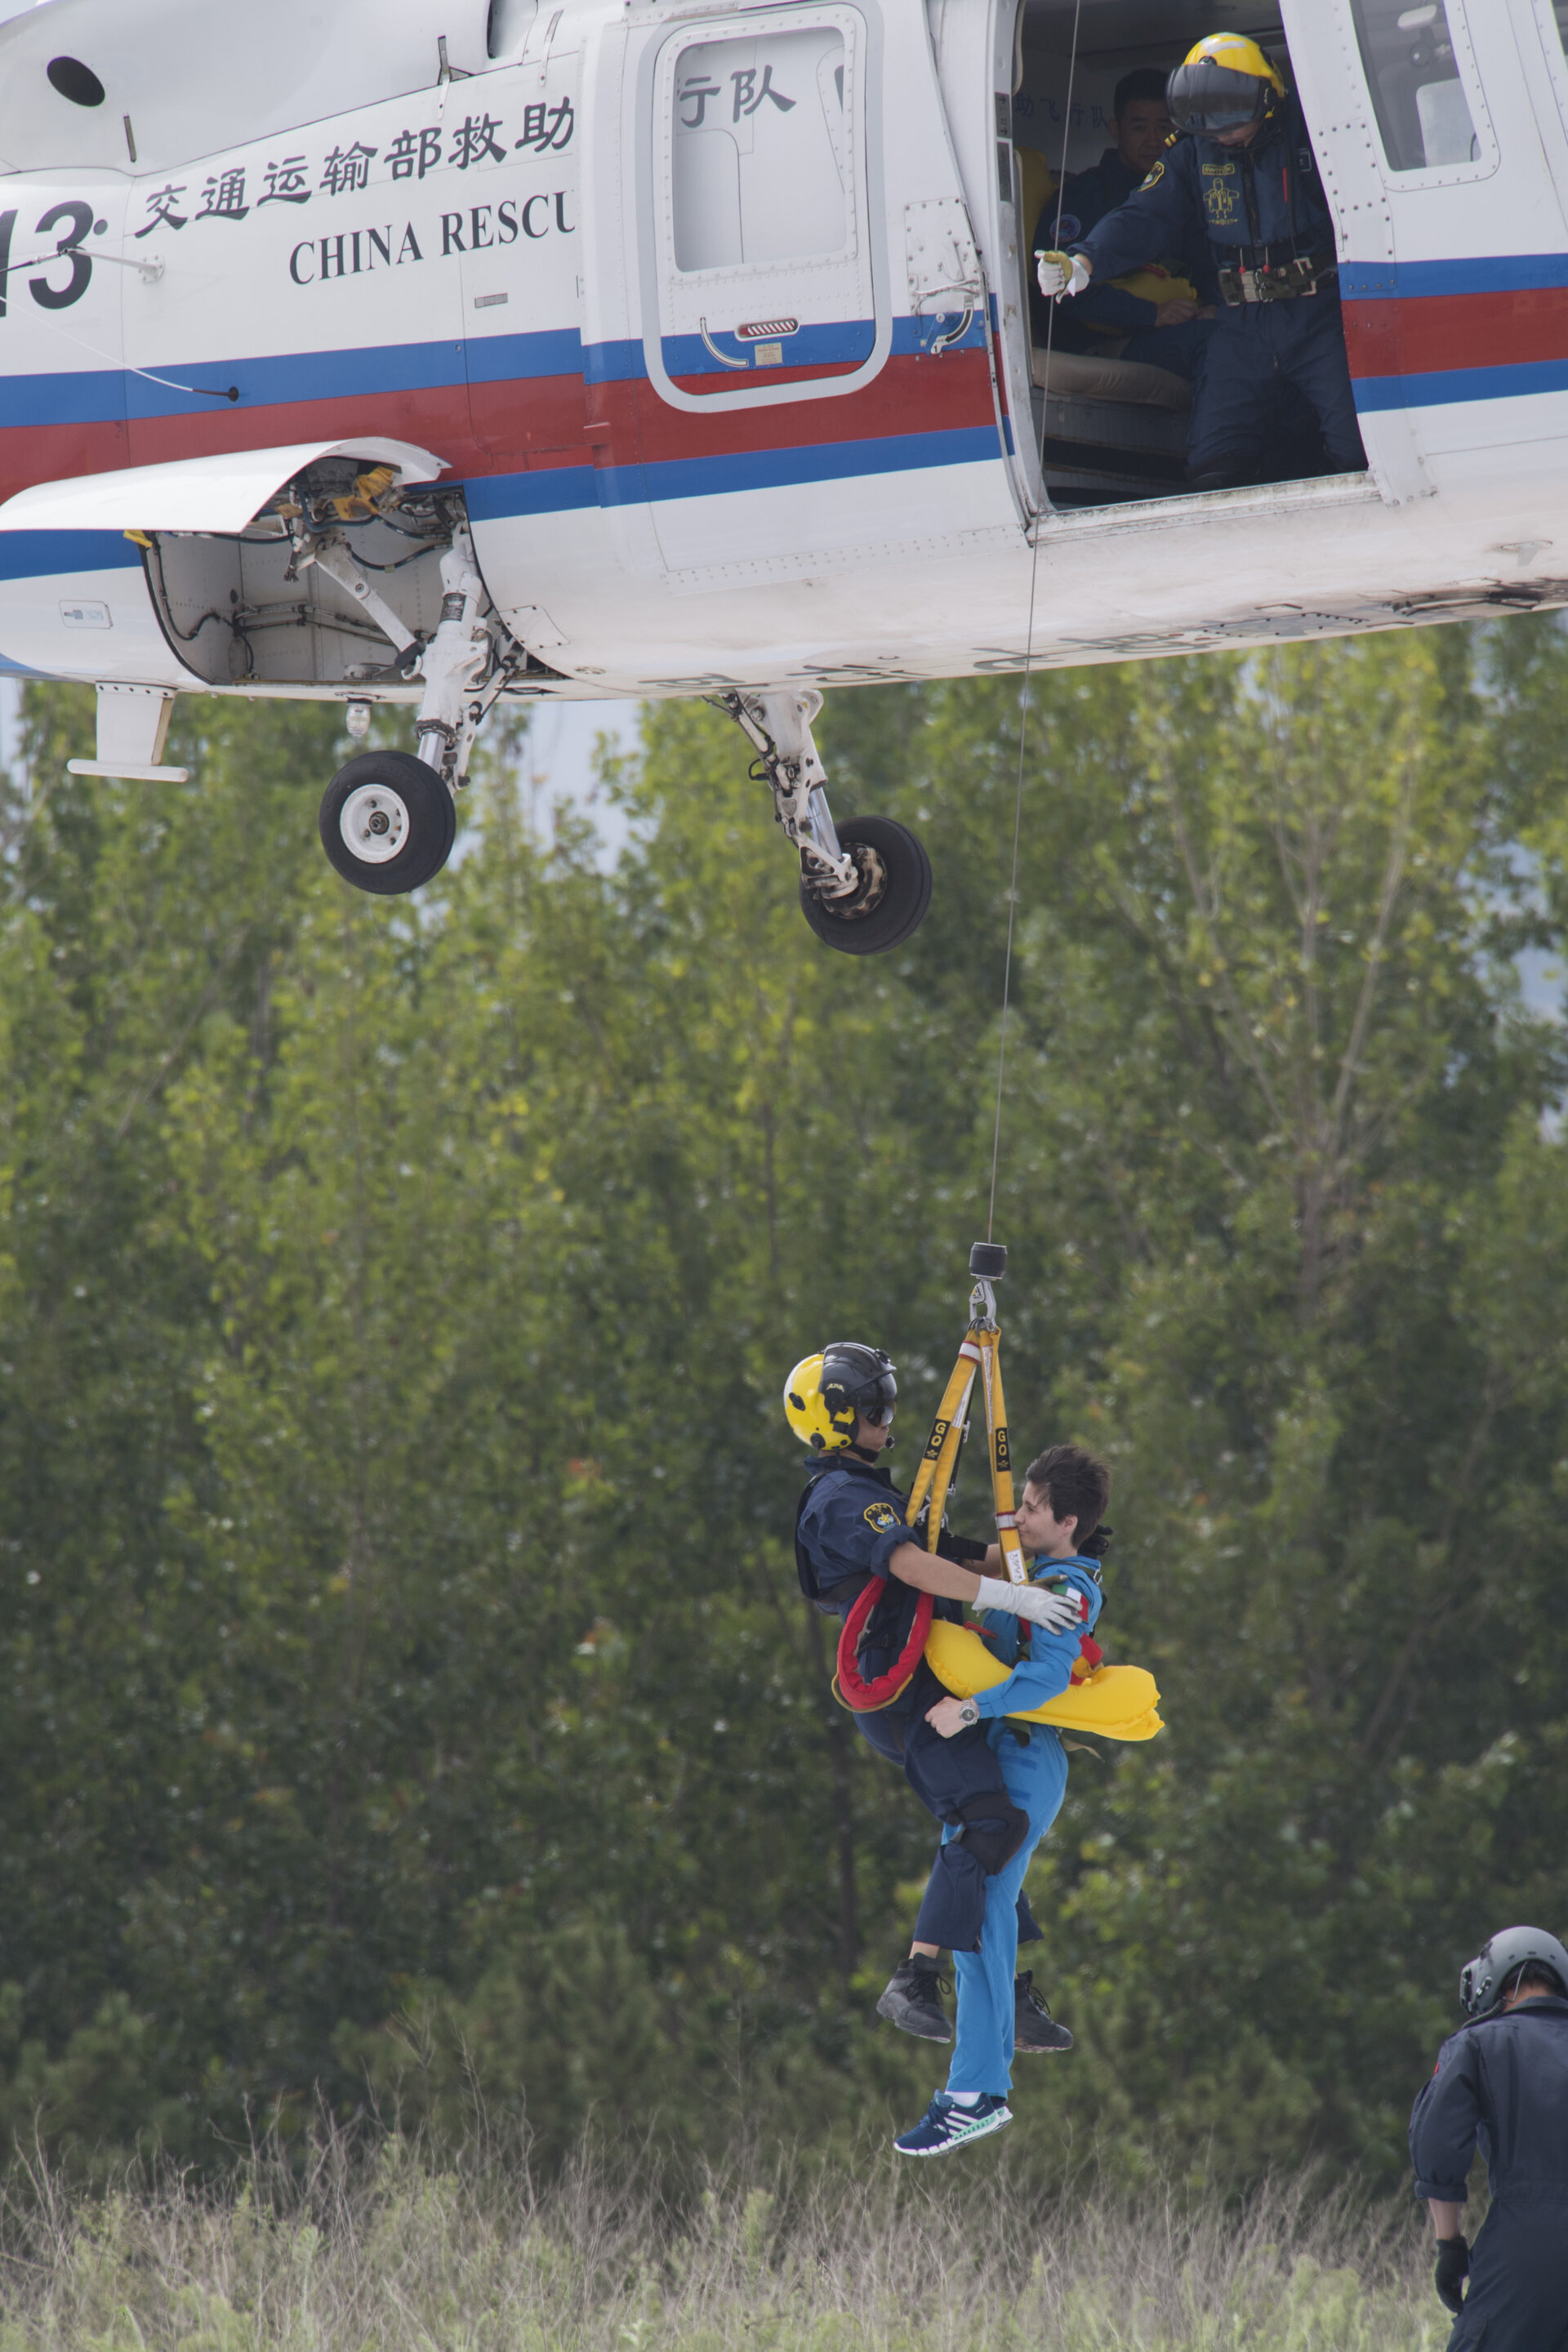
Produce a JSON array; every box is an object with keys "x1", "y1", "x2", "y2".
[
  {"x1": 1036, "y1": 34, "x2": 1365, "y2": 492},
  {"x1": 1408, "y1": 1924, "x2": 1568, "y2": 2348}
]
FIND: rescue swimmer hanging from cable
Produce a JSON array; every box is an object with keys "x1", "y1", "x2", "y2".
[
  {"x1": 786, "y1": 1244, "x2": 1163, "y2": 2153},
  {"x1": 1036, "y1": 35, "x2": 1365, "y2": 493}
]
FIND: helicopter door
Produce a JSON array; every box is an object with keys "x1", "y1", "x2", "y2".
[
  {"x1": 582, "y1": 0, "x2": 1017, "y2": 593},
  {"x1": 642, "y1": 7, "x2": 888, "y2": 413}
]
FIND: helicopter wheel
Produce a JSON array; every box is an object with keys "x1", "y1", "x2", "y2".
[
  {"x1": 798, "y1": 815, "x2": 932, "y2": 955},
  {"x1": 318, "y1": 751, "x2": 457, "y2": 896}
]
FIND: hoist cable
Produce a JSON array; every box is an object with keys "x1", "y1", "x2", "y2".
[{"x1": 986, "y1": 0, "x2": 1084, "y2": 1242}]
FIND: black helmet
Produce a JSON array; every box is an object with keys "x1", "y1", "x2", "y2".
[
  {"x1": 1166, "y1": 34, "x2": 1285, "y2": 136},
  {"x1": 822, "y1": 1340, "x2": 898, "y2": 1444},
  {"x1": 822, "y1": 1340, "x2": 897, "y2": 1420},
  {"x1": 1459, "y1": 1925, "x2": 1568, "y2": 2018}
]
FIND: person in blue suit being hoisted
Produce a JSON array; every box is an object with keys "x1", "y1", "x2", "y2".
[{"x1": 1036, "y1": 33, "x2": 1367, "y2": 492}]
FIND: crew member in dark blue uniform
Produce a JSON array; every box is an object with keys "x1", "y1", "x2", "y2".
[
  {"x1": 1409, "y1": 1923, "x2": 1568, "y2": 2349},
  {"x1": 786, "y1": 1343, "x2": 1075, "y2": 2051},
  {"x1": 1036, "y1": 33, "x2": 1365, "y2": 489},
  {"x1": 1031, "y1": 67, "x2": 1215, "y2": 384}
]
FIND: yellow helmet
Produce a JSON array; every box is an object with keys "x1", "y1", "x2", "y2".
[
  {"x1": 1167, "y1": 33, "x2": 1285, "y2": 136},
  {"x1": 783, "y1": 1343, "x2": 898, "y2": 1453}
]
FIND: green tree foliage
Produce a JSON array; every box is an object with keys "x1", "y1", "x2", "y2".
[{"x1": 0, "y1": 627, "x2": 1565, "y2": 2184}]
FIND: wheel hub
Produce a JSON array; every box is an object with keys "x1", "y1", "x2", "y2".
[
  {"x1": 806, "y1": 839, "x2": 889, "y2": 920},
  {"x1": 338, "y1": 782, "x2": 410, "y2": 866}
]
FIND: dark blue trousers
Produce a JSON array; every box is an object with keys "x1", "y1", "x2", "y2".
[
  {"x1": 1187, "y1": 294, "x2": 1365, "y2": 481},
  {"x1": 1118, "y1": 314, "x2": 1214, "y2": 385},
  {"x1": 853, "y1": 1664, "x2": 1041, "y2": 1953},
  {"x1": 1447, "y1": 2196, "x2": 1568, "y2": 2350}
]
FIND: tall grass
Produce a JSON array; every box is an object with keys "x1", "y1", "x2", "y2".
[{"x1": 0, "y1": 2126, "x2": 1447, "y2": 2351}]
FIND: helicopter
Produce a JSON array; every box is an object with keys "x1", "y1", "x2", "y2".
[{"x1": 0, "y1": 0, "x2": 1564, "y2": 951}]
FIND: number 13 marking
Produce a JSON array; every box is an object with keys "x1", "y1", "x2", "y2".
[{"x1": 0, "y1": 200, "x2": 97, "y2": 319}]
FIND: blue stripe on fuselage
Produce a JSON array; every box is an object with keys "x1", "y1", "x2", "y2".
[
  {"x1": 1354, "y1": 358, "x2": 1568, "y2": 412},
  {"x1": 1, "y1": 313, "x2": 989, "y2": 430},
  {"x1": 0, "y1": 531, "x2": 142, "y2": 579},
  {"x1": 0, "y1": 330, "x2": 586, "y2": 430},
  {"x1": 469, "y1": 426, "x2": 1000, "y2": 520},
  {"x1": 1340, "y1": 255, "x2": 1568, "y2": 301},
  {"x1": 465, "y1": 465, "x2": 598, "y2": 518}
]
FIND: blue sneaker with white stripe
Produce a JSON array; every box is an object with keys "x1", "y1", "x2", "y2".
[{"x1": 894, "y1": 2091, "x2": 1012, "y2": 2156}]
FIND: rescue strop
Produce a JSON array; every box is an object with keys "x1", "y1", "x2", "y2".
[{"x1": 833, "y1": 1240, "x2": 1163, "y2": 1743}]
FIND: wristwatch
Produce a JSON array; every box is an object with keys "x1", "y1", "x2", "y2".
[{"x1": 958, "y1": 1700, "x2": 979, "y2": 1726}]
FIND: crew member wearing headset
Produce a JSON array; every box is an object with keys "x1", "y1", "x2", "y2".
[
  {"x1": 1036, "y1": 33, "x2": 1365, "y2": 491},
  {"x1": 788, "y1": 1343, "x2": 1075, "y2": 2054},
  {"x1": 1410, "y1": 1923, "x2": 1568, "y2": 2347}
]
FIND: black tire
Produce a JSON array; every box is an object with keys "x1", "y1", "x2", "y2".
[
  {"x1": 318, "y1": 751, "x2": 457, "y2": 897},
  {"x1": 798, "y1": 815, "x2": 932, "y2": 955}
]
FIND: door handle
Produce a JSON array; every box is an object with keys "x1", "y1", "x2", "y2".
[{"x1": 697, "y1": 318, "x2": 751, "y2": 368}]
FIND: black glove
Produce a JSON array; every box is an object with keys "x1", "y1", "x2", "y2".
[
  {"x1": 1434, "y1": 2234, "x2": 1469, "y2": 2315},
  {"x1": 1080, "y1": 1523, "x2": 1114, "y2": 1560}
]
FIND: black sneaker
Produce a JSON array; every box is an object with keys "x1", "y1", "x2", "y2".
[
  {"x1": 876, "y1": 1958, "x2": 952, "y2": 2042},
  {"x1": 1013, "y1": 1970, "x2": 1073, "y2": 2053}
]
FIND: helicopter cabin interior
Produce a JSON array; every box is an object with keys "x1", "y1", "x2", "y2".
[{"x1": 1009, "y1": 0, "x2": 1481, "y2": 507}]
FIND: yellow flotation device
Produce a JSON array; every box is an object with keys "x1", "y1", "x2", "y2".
[
  {"x1": 1017, "y1": 145, "x2": 1058, "y2": 251},
  {"x1": 1107, "y1": 263, "x2": 1200, "y2": 310},
  {"x1": 1080, "y1": 263, "x2": 1203, "y2": 341},
  {"x1": 924, "y1": 1619, "x2": 1164, "y2": 1742}
]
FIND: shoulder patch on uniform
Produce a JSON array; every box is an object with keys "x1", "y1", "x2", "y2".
[
  {"x1": 1140, "y1": 160, "x2": 1165, "y2": 189},
  {"x1": 862, "y1": 1501, "x2": 900, "y2": 1532}
]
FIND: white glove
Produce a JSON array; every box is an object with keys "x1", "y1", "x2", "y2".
[
  {"x1": 974, "y1": 1575, "x2": 1081, "y2": 1633},
  {"x1": 1036, "y1": 249, "x2": 1090, "y2": 300}
]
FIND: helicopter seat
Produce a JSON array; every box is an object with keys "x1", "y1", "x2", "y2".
[
  {"x1": 1029, "y1": 347, "x2": 1191, "y2": 504},
  {"x1": 1031, "y1": 350, "x2": 1191, "y2": 408}
]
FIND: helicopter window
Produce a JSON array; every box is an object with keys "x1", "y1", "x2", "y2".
[
  {"x1": 670, "y1": 23, "x2": 853, "y2": 272},
  {"x1": 1348, "y1": 0, "x2": 1481, "y2": 170},
  {"x1": 487, "y1": 0, "x2": 537, "y2": 58},
  {"x1": 1535, "y1": 2, "x2": 1568, "y2": 112}
]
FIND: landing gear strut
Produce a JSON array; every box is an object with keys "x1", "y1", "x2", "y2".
[
  {"x1": 717, "y1": 688, "x2": 932, "y2": 955},
  {"x1": 316, "y1": 518, "x2": 523, "y2": 897}
]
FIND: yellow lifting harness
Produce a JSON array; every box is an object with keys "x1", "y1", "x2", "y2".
[{"x1": 850, "y1": 1241, "x2": 1164, "y2": 1742}]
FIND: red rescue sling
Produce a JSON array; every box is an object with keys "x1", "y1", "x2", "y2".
[{"x1": 834, "y1": 1577, "x2": 933, "y2": 1711}]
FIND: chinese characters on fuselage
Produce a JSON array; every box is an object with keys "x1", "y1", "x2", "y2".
[
  {"x1": 676, "y1": 65, "x2": 795, "y2": 128},
  {"x1": 130, "y1": 100, "x2": 576, "y2": 243}
]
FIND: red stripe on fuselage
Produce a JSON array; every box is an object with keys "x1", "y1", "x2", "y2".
[
  {"x1": 1344, "y1": 286, "x2": 1568, "y2": 382},
  {"x1": 0, "y1": 420, "x2": 131, "y2": 508},
  {"x1": 0, "y1": 350, "x2": 996, "y2": 510},
  {"x1": 593, "y1": 350, "x2": 994, "y2": 470}
]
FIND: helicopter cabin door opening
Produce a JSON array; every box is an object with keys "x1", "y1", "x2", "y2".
[
  {"x1": 1005, "y1": 2, "x2": 1352, "y2": 510},
  {"x1": 997, "y1": 0, "x2": 1381, "y2": 513}
]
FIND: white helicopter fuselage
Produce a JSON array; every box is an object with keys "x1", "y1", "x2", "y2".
[{"x1": 0, "y1": 0, "x2": 1565, "y2": 712}]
